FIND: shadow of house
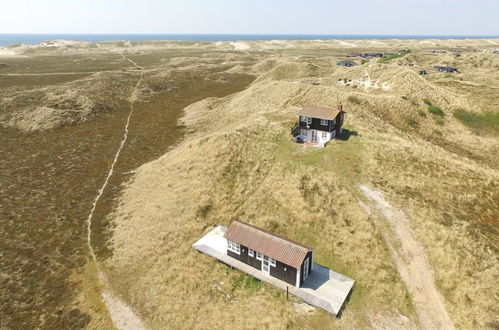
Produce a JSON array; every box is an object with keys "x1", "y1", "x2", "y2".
[{"x1": 337, "y1": 128, "x2": 358, "y2": 141}]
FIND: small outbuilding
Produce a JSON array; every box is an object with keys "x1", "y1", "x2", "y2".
[
  {"x1": 224, "y1": 221, "x2": 314, "y2": 287},
  {"x1": 337, "y1": 60, "x2": 358, "y2": 67},
  {"x1": 419, "y1": 70, "x2": 428, "y2": 75}
]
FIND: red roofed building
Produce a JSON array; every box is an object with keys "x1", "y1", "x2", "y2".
[{"x1": 224, "y1": 221, "x2": 314, "y2": 287}]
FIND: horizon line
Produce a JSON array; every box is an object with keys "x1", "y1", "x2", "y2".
[{"x1": 1, "y1": 33, "x2": 499, "y2": 37}]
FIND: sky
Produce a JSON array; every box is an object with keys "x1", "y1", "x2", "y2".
[{"x1": 0, "y1": 0, "x2": 498, "y2": 35}]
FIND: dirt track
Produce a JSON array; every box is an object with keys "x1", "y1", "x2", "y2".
[{"x1": 359, "y1": 184, "x2": 455, "y2": 330}]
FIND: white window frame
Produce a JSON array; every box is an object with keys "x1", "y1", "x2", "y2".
[
  {"x1": 227, "y1": 240, "x2": 240, "y2": 255},
  {"x1": 256, "y1": 252, "x2": 262, "y2": 260},
  {"x1": 307, "y1": 117, "x2": 312, "y2": 124},
  {"x1": 248, "y1": 248, "x2": 254, "y2": 257},
  {"x1": 322, "y1": 131, "x2": 327, "y2": 139},
  {"x1": 320, "y1": 119, "x2": 328, "y2": 126},
  {"x1": 269, "y1": 258, "x2": 276, "y2": 267},
  {"x1": 300, "y1": 116, "x2": 307, "y2": 123},
  {"x1": 303, "y1": 257, "x2": 310, "y2": 280}
]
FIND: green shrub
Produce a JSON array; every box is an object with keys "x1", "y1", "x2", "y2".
[
  {"x1": 423, "y1": 98, "x2": 432, "y2": 106},
  {"x1": 378, "y1": 51, "x2": 409, "y2": 63},
  {"x1": 401, "y1": 96, "x2": 408, "y2": 100},
  {"x1": 428, "y1": 105, "x2": 445, "y2": 117},
  {"x1": 417, "y1": 109, "x2": 427, "y2": 118},
  {"x1": 406, "y1": 119, "x2": 418, "y2": 128},
  {"x1": 435, "y1": 118, "x2": 444, "y2": 125},
  {"x1": 453, "y1": 108, "x2": 499, "y2": 133},
  {"x1": 361, "y1": 59, "x2": 368, "y2": 65},
  {"x1": 433, "y1": 129, "x2": 443, "y2": 135},
  {"x1": 348, "y1": 96, "x2": 361, "y2": 104}
]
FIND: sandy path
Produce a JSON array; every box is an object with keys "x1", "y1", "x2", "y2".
[
  {"x1": 85, "y1": 44, "x2": 146, "y2": 329},
  {"x1": 359, "y1": 185, "x2": 455, "y2": 330}
]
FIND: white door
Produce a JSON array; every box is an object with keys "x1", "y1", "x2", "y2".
[
  {"x1": 311, "y1": 130, "x2": 318, "y2": 142},
  {"x1": 303, "y1": 258, "x2": 309, "y2": 280},
  {"x1": 262, "y1": 256, "x2": 270, "y2": 274}
]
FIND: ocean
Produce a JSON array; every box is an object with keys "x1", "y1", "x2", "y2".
[{"x1": 1, "y1": 34, "x2": 498, "y2": 47}]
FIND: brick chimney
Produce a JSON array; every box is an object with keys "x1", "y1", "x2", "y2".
[{"x1": 337, "y1": 104, "x2": 343, "y2": 112}]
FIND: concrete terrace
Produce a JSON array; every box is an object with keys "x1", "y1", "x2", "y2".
[{"x1": 192, "y1": 226, "x2": 355, "y2": 316}]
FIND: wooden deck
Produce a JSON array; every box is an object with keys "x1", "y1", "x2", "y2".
[{"x1": 192, "y1": 226, "x2": 355, "y2": 316}]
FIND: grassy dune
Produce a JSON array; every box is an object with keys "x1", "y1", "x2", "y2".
[
  {"x1": 1, "y1": 39, "x2": 497, "y2": 328},
  {"x1": 105, "y1": 42, "x2": 498, "y2": 329}
]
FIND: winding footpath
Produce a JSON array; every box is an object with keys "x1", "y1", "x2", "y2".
[
  {"x1": 359, "y1": 184, "x2": 455, "y2": 330},
  {"x1": 85, "y1": 44, "x2": 146, "y2": 329}
]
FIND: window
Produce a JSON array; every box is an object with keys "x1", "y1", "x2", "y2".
[
  {"x1": 256, "y1": 252, "x2": 262, "y2": 260},
  {"x1": 248, "y1": 248, "x2": 254, "y2": 257},
  {"x1": 322, "y1": 131, "x2": 327, "y2": 139},
  {"x1": 300, "y1": 116, "x2": 307, "y2": 122},
  {"x1": 227, "y1": 240, "x2": 240, "y2": 255},
  {"x1": 269, "y1": 258, "x2": 276, "y2": 267},
  {"x1": 307, "y1": 117, "x2": 312, "y2": 124},
  {"x1": 320, "y1": 119, "x2": 328, "y2": 126}
]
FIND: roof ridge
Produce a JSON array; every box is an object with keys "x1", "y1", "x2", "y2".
[{"x1": 236, "y1": 221, "x2": 313, "y2": 251}]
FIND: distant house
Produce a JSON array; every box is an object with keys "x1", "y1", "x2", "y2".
[
  {"x1": 433, "y1": 65, "x2": 458, "y2": 73},
  {"x1": 292, "y1": 105, "x2": 345, "y2": 147},
  {"x1": 430, "y1": 50, "x2": 447, "y2": 54},
  {"x1": 337, "y1": 60, "x2": 358, "y2": 67},
  {"x1": 224, "y1": 221, "x2": 314, "y2": 287},
  {"x1": 492, "y1": 49, "x2": 499, "y2": 54},
  {"x1": 361, "y1": 52, "x2": 383, "y2": 58},
  {"x1": 419, "y1": 70, "x2": 428, "y2": 75}
]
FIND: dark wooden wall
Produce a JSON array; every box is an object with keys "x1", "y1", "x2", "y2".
[
  {"x1": 270, "y1": 260, "x2": 297, "y2": 286},
  {"x1": 226, "y1": 244, "x2": 298, "y2": 286},
  {"x1": 299, "y1": 116, "x2": 335, "y2": 132}
]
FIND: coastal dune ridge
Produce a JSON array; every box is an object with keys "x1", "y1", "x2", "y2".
[{"x1": 0, "y1": 38, "x2": 497, "y2": 329}]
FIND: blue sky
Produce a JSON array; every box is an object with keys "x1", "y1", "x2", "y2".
[{"x1": 0, "y1": 0, "x2": 497, "y2": 35}]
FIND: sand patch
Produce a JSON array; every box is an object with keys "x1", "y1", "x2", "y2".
[{"x1": 231, "y1": 42, "x2": 250, "y2": 50}]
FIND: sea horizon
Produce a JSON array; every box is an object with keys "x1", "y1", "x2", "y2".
[{"x1": 1, "y1": 33, "x2": 499, "y2": 47}]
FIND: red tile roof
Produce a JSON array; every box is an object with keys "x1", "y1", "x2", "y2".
[{"x1": 223, "y1": 221, "x2": 313, "y2": 269}]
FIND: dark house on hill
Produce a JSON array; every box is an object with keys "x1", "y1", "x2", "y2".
[
  {"x1": 361, "y1": 52, "x2": 383, "y2": 58},
  {"x1": 337, "y1": 60, "x2": 358, "y2": 67},
  {"x1": 224, "y1": 221, "x2": 314, "y2": 287},
  {"x1": 292, "y1": 105, "x2": 345, "y2": 147},
  {"x1": 419, "y1": 70, "x2": 428, "y2": 75},
  {"x1": 433, "y1": 65, "x2": 458, "y2": 73}
]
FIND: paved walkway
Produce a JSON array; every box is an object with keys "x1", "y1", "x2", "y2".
[{"x1": 193, "y1": 226, "x2": 355, "y2": 316}]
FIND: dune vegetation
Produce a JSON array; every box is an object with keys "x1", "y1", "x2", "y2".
[
  {"x1": 100, "y1": 40, "x2": 498, "y2": 329},
  {"x1": 1, "y1": 38, "x2": 497, "y2": 329}
]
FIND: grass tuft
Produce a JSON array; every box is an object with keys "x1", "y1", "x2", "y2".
[
  {"x1": 423, "y1": 98, "x2": 432, "y2": 106},
  {"x1": 417, "y1": 109, "x2": 427, "y2": 118},
  {"x1": 428, "y1": 105, "x2": 445, "y2": 117},
  {"x1": 348, "y1": 96, "x2": 361, "y2": 104}
]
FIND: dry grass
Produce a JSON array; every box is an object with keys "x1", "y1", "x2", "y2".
[
  {"x1": 2, "y1": 39, "x2": 497, "y2": 328},
  {"x1": 105, "y1": 41, "x2": 498, "y2": 329}
]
